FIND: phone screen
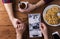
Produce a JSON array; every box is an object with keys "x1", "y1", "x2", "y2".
[
  {"x1": 53, "y1": 34, "x2": 60, "y2": 39},
  {"x1": 28, "y1": 14, "x2": 42, "y2": 38}
]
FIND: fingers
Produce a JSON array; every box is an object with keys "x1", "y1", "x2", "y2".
[
  {"x1": 17, "y1": 24, "x2": 20, "y2": 28},
  {"x1": 17, "y1": 19, "x2": 22, "y2": 23},
  {"x1": 16, "y1": 23, "x2": 25, "y2": 31},
  {"x1": 41, "y1": 23, "x2": 46, "y2": 27},
  {"x1": 16, "y1": 19, "x2": 22, "y2": 24},
  {"x1": 40, "y1": 23, "x2": 47, "y2": 30},
  {"x1": 40, "y1": 23, "x2": 43, "y2": 29}
]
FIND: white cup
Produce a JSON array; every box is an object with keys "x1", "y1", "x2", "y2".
[{"x1": 18, "y1": 1, "x2": 28, "y2": 9}]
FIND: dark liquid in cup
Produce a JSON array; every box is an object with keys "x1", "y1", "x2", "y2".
[{"x1": 20, "y1": 3, "x2": 26, "y2": 9}]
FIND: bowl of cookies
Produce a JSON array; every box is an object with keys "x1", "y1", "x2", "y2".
[{"x1": 43, "y1": 4, "x2": 60, "y2": 26}]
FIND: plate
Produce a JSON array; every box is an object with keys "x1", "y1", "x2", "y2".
[{"x1": 43, "y1": 4, "x2": 60, "y2": 26}]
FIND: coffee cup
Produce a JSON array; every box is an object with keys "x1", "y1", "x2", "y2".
[{"x1": 18, "y1": 1, "x2": 28, "y2": 9}]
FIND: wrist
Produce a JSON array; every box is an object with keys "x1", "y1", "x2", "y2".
[
  {"x1": 44, "y1": 34, "x2": 48, "y2": 39},
  {"x1": 34, "y1": 4, "x2": 39, "y2": 8},
  {"x1": 17, "y1": 33, "x2": 22, "y2": 39},
  {"x1": 44, "y1": 36, "x2": 48, "y2": 39},
  {"x1": 31, "y1": 4, "x2": 37, "y2": 9},
  {"x1": 16, "y1": 31, "x2": 23, "y2": 36},
  {"x1": 17, "y1": 33, "x2": 22, "y2": 36},
  {"x1": 35, "y1": 0, "x2": 45, "y2": 8},
  {"x1": 43, "y1": 33, "x2": 48, "y2": 36}
]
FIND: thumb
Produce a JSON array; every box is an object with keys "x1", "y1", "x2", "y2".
[
  {"x1": 40, "y1": 23, "x2": 45, "y2": 29},
  {"x1": 17, "y1": 19, "x2": 22, "y2": 24}
]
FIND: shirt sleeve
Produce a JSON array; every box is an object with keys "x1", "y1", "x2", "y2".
[
  {"x1": 2, "y1": 0, "x2": 12, "y2": 3},
  {"x1": 44, "y1": 0, "x2": 54, "y2": 3}
]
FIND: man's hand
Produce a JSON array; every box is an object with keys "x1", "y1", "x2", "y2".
[
  {"x1": 11, "y1": 18, "x2": 26, "y2": 34},
  {"x1": 18, "y1": 3, "x2": 36, "y2": 12}
]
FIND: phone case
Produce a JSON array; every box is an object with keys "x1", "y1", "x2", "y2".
[
  {"x1": 52, "y1": 32, "x2": 59, "y2": 35},
  {"x1": 28, "y1": 14, "x2": 42, "y2": 38},
  {"x1": 52, "y1": 32, "x2": 60, "y2": 39}
]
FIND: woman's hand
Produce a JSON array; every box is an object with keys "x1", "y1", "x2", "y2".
[
  {"x1": 18, "y1": 3, "x2": 36, "y2": 12},
  {"x1": 40, "y1": 23, "x2": 48, "y2": 36},
  {"x1": 11, "y1": 18, "x2": 26, "y2": 34},
  {"x1": 40, "y1": 23, "x2": 48, "y2": 39}
]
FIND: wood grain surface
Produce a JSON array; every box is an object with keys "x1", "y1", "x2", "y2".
[{"x1": 0, "y1": 0, "x2": 60, "y2": 39}]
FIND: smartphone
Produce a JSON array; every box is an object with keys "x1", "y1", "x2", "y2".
[
  {"x1": 28, "y1": 14, "x2": 42, "y2": 38},
  {"x1": 52, "y1": 31, "x2": 60, "y2": 39}
]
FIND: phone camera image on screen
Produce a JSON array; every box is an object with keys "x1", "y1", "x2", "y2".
[
  {"x1": 33, "y1": 35, "x2": 38, "y2": 37},
  {"x1": 28, "y1": 14, "x2": 42, "y2": 38},
  {"x1": 33, "y1": 26, "x2": 39, "y2": 29}
]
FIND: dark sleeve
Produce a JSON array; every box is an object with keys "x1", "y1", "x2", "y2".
[
  {"x1": 44, "y1": 0, "x2": 54, "y2": 3},
  {"x1": 2, "y1": 0, "x2": 12, "y2": 3}
]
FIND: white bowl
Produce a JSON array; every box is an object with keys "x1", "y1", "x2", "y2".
[{"x1": 43, "y1": 4, "x2": 60, "y2": 26}]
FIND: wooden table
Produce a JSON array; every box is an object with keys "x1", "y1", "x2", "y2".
[{"x1": 0, "y1": 0, "x2": 60, "y2": 39}]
